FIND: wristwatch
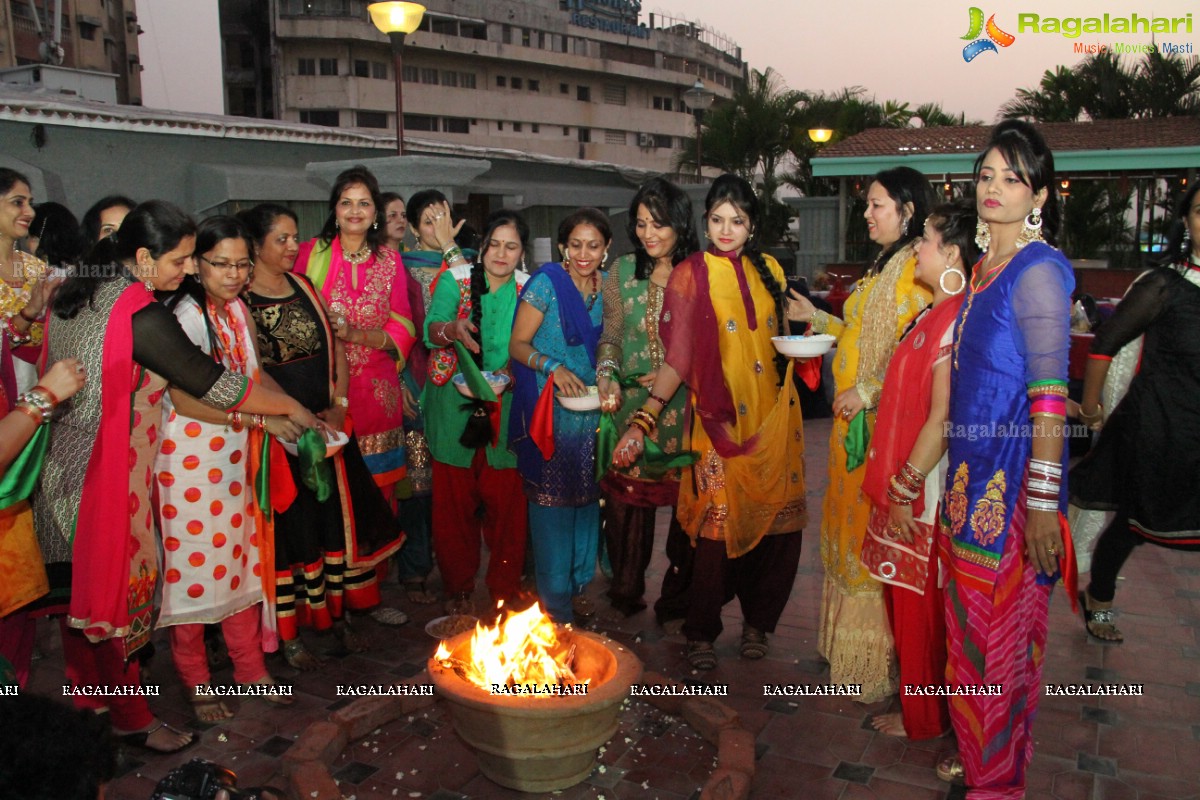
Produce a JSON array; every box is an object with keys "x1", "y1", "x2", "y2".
[{"x1": 333, "y1": 396, "x2": 349, "y2": 408}]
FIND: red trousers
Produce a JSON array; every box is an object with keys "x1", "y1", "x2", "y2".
[
  {"x1": 432, "y1": 452, "x2": 527, "y2": 602},
  {"x1": 168, "y1": 605, "x2": 267, "y2": 689},
  {"x1": 884, "y1": 564, "x2": 950, "y2": 740},
  {"x1": 60, "y1": 618, "x2": 154, "y2": 732}
]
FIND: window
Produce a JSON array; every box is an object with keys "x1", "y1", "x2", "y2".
[
  {"x1": 528, "y1": 79, "x2": 540, "y2": 92},
  {"x1": 431, "y1": 17, "x2": 457, "y2": 36},
  {"x1": 603, "y1": 84, "x2": 626, "y2": 105},
  {"x1": 372, "y1": 61, "x2": 388, "y2": 79},
  {"x1": 513, "y1": 122, "x2": 523, "y2": 133},
  {"x1": 353, "y1": 59, "x2": 369, "y2": 78},
  {"x1": 496, "y1": 75, "x2": 506, "y2": 88},
  {"x1": 511, "y1": 77, "x2": 522, "y2": 90},
  {"x1": 460, "y1": 20, "x2": 487, "y2": 40},
  {"x1": 441, "y1": 71, "x2": 458, "y2": 87},
  {"x1": 531, "y1": 123, "x2": 539, "y2": 133},
  {"x1": 356, "y1": 110, "x2": 388, "y2": 129},
  {"x1": 300, "y1": 109, "x2": 339, "y2": 126},
  {"x1": 563, "y1": 126, "x2": 571, "y2": 136},
  {"x1": 502, "y1": 24, "x2": 512, "y2": 44},
  {"x1": 298, "y1": 58, "x2": 315, "y2": 76},
  {"x1": 537, "y1": 31, "x2": 546, "y2": 49},
  {"x1": 460, "y1": 72, "x2": 476, "y2": 89},
  {"x1": 576, "y1": 85, "x2": 591, "y2": 102},
  {"x1": 654, "y1": 134, "x2": 674, "y2": 148},
  {"x1": 403, "y1": 114, "x2": 438, "y2": 132},
  {"x1": 604, "y1": 129, "x2": 626, "y2": 145},
  {"x1": 653, "y1": 96, "x2": 675, "y2": 111},
  {"x1": 319, "y1": 58, "x2": 337, "y2": 75},
  {"x1": 560, "y1": 35, "x2": 568, "y2": 53},
  {"x1": 560, "y1": 83, "x2": 569, "y2": 94},
  {"x1": 421, "y1": 68, "x2": 439, "y2": 85},
  {"x1": 443, "y1": 117, "x2": 470, "y2": 134},
  {"x1": 402, "y1": 65, "x2": 418, "y2": 82},
  {"x1": 577, "y1": 127, "x2": 591, "y2": 143},
  {"x1": 521, "y1": 28, "x2": 531, "y2": 47},
  {"x1": 662, "y1": 97, "x2": 673, "y2": 112},
  {"x1": 497, "y1": 121, "x2": 504, "y2": 131},
  {"x1": 79, "y1": 24, "x2": 96, "y2": 41}
]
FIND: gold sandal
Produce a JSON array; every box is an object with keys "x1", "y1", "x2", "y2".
[{"x1": 936, "y1": 755, "x2": 964, "y2": 783}]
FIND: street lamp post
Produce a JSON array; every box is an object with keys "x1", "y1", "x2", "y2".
[
  {"x1": 368, "y1": 2, "x2": 427, "y2": 155},
  {"x1": 682, "y1": 78, "x2": 714, "y2": 180}
]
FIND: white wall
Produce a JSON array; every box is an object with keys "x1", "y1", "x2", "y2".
[{"x1": 138, "y1": 0, "x2": 223, "y2": 113}]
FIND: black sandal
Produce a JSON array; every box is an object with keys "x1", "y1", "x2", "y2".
[
  {"x1": 740, "y1": 626, "x2": 769, "y2": 660},
  {"x1": 687, "y1": 640, "x2": 717, "y2": 671},
  {"x1": 1079, "y1": 590, "x2": 1123, "y2": 644}
]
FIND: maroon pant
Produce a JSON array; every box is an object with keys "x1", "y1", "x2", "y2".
[
  {"x1": 432, "y1": 452, "x2": 527, "y2": 602},
  {"x1": 60, "y1": 618, "x2": 154, "y2": 732},
  {"x1": 682, "y1": 531, "x2": 803, "y2": 643},
  {"x1": 884, "y1": 568, "x2": 950, "y2": 740}
]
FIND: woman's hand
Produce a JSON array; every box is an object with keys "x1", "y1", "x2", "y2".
[
  {"x1": 886, "y1": 502, "x2": 918, "y2": 544},
  {"x1": 833, "y1": 387, "x2": 865, "y2": 422},
  {"x1": 1025, "y1": 508, "x2": 1062, "y2": 577},
  {"x1": 400, "y1": 384, "x2": 419, "y2": 421},
  {"x1": 318, "y1": 404, "x2": 347, "y2": 432},
  {"x1": 429, "y1": 201, "x2": 465, "y2": 252},
  {"x1": 264, "y1": 415, "x2": 304, "y2": 443},
  {"x1": 552, "y1": 365, "x2": 587, "y2": 397},
  {"x1": 786, "y1": 288, "x2": 815, "y2": 323},
  {"x1": 38, "y1": 359, "x2": 86, "y2": 403},
  {"x1": 24, "y1": 273, "x2": 66, "y2": 319},
  {"x1": 611, "y1": 426, "x2": 645, "y2": 468},
  {"x1": 285, "y1": 400, "x2": 322, "y2": 431},
  {"x1": 635, "y1": 370, "x2": 658, "y2": 388},
  {"x1": 598, "y1": 377, "x2": 621, "y2": 412},
  {"x1": 443, "y1": 318, "x2": 480, "y2": 353}
]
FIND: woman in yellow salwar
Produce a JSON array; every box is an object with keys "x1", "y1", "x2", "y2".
[
  {"x1": 792, "y1": 166, "x2": 933, "y2": 701},
  {"x1": 613, "y1": 174, "x2": 806, "y2": 670}
]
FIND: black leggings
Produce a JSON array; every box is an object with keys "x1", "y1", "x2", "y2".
[{"x1": 1086, "y1": 514, "x2": 1142, "y2": 602}]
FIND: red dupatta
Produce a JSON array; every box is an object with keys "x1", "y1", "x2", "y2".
[{"x1": 68, "y1": 282, "x2": 153, "y2": 642}]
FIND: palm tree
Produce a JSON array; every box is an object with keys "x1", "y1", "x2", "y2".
[{"x1": 1135, "y1": 51, "x2": 1200, "y2": 117}]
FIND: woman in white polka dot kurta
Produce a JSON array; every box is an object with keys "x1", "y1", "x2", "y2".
[{"x1": 155, "y1": 218, "x2": 294, "y2": 722}]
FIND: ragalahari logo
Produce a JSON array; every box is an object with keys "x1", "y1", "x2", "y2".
[{"x1": 961, "y1": 7, "x2": 1017, "y2": 61}]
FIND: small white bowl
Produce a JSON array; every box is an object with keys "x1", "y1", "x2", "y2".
[
  {"x1": 772, "y1": 334, "x2": 836, "y2": 358},
  {"x1": 452, "y1": 371, "x2": 511, "y2": 399},
  {"x1": 280, "y1": 429, "x2": 348, "y2": 459},
  {"x1": 556, "y1": 385, "x2": 601, "y2": 411}
]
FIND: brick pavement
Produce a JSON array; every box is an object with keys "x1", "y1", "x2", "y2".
[{"x1": 21, "y1": 418, "x2": 1200, "y2": 799}]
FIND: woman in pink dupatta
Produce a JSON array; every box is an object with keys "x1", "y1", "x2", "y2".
[{"x1": 296, "y1": 166, "x2": 417, "y2": 498}]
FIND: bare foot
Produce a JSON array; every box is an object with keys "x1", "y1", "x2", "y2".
[
  {"x1": 871, "y1": 712, "x2": 907, "y2": 737},
  {"x1": 189, "y1": 686, "x2": 234, "y2": 722},
  {"x1": 240, "y1": 676, "x2": 295, "y2": 706},
  {"x1": 404, "y1": 580, "x2": 438, "y2": 604}
]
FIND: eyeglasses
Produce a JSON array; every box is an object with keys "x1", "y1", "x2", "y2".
[{"x1": 199, "y1": 256, "x2": 253, "y2": 272}]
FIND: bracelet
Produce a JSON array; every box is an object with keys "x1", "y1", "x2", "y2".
[
  {"x1": 632, "y1": 408, "x2": 658, "y2": 432},
  {"x1": 1028, "y1": 458, "x2": 1062, "y2": 476},
  {"x1": 1078, "y1": 403, "x2": 1103, "y2": 422},
  {"x1": 18, "y1": 306, "x2": 40, "y2": 323},
  {"x1": 647, "y1": 392, "x2": 669, "y2": 407},
  {"x1": 30, "y1": 384, "x2": 60, "y2": 407},
  {"x1": 443, "y1": 244, "x2": 465, "y2": 264},
  {"x1": 17, "y1": 389, "x2": 55, "y2": 417},
  {"x1": 229, "y1": 411, "x2": 243, "y2": 429},
  {"x1": 527, "y1": 351, "x2": 541, "y2": 369},
  {"x1": 637, "y1": 402, "x2": 660, "y2": 420},
  {"x1": 1026, "y1": 497, "x2": 1058, "y2": 512},
  {"x1": 14, "y1": 402, "x2": 43, "y2": 425},
  {"x1": 541, "y1": 359, "x2": 561, "y2": 376},
  {"x1": 252, "y1": 414, "x2": 266, "y2": 430},
  {"x1": 629, "y1": 416, "x2": 653, "y2": 435},
  {"x1": 5, "y1": 316, "x2": 31, "y2": 345}
]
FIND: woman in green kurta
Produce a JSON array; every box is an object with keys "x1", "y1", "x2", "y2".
[
  {"x1": 597, "y1": 178, "x2": 699, "y2": 619},
  {"x1": 423, "y1": 210, "x2": 531, "y2": 614}
]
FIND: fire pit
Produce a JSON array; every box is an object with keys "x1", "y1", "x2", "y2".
[{"x1": 427, "y1": 605, "x2": 642, "y2": 793}]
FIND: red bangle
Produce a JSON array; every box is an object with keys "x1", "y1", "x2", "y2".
[
  {"x1": 647, "y1": 392, "x2": 669, "y2": 407},
  {"x1": 31, "y1": 385, "x2": 60, "y2": 406}
]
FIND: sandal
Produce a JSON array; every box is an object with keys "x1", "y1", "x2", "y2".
[
  {"x1": 740, "y1": 626, "x2": 769, "y2": 660},
  {"x1": 572, "y1": 595, "x2": 597, "y2": 622},
  {"x1": 404, "y1": 579, "x2": 437, "y2": 605},
  {"x1": 334, "y1": 620, "x2": 370, "y2": 653},
  {"x1": 188, "y1": 686, "x2": 234, "y2": 723},
  {"x1": 445, "y1": 592, "x2": 475, "y2": 617},
  {"x1": 686, "y1": 640, "x2": 717, "y2": 671},
  {"x1": 1079, "y1": 590, "x2": 1123, "y2": 644},
  {"x1": 369, "y1": 606, "x2": 410, "y2": 627},
  {"x1": 936, "y1": 755, "x2": 964, "y2": 783},
  {"x1": 117, "y1": 720, "x2": 198, "y2": 754},
  {"x1": 282, "y1": 638, "x2": 324, "y2": 671}
]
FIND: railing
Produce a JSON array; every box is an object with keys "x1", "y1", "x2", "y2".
[{"x1": 278, "y1": 0, "x2": 369, "y2": 18}]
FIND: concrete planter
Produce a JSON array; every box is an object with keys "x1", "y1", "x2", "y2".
[{"x1": 427, "y1": 629, "x2": 642, "y2": 793}]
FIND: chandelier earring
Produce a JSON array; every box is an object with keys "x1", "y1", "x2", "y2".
[
  {"x1": 520, "y1": 255, "x2": 527, "y2": 271},
  {"x1": 900, "y1": 216, "x2": 910, "y2": 238},
  {"x1": 600, "y1": 250, "x2": 609, "y2": 271},
  {"x1": 939, "y1": 266, "x2": 967, "y2": 296},
  {"x1": 335, "y1": 219, "x2": 340, "y2": 230},
  {"x1": 974, "y1": 218, "x2": 991, "y2": 251},
  {"x1": 561, "y1": 252, "x2": 571, "y2": 270},
  {"x1": 1015, "y1": 206, "x2": 1044, "y2": 249},
  {"x1": 372, "y1": 220, "x2": 379, "y2": 230}
]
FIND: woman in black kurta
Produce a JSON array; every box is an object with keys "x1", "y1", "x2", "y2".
[{"x1": 1070, "y1": 182, "x2": 1200, "y2": 642}]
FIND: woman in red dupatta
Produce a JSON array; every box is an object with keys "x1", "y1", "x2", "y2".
[{"x1": 860, "y1": 202, "x2": 976, "y2": 740}]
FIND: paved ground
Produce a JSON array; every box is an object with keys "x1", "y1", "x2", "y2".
[{"x1": 23, "y1": 417, "x2": 1200, "y2": 799}]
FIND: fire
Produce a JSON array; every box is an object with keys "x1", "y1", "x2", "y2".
[{"x1": 435, "y1": 603, "x2": 587, "y2": 694}]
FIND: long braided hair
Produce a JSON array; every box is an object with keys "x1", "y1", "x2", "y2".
[
  {"x1": 459, "y1": 209, "x2": 530, "y2": 448},
  {"x1": 705, "y1": 174, "x2": 788, "y2": 385}
]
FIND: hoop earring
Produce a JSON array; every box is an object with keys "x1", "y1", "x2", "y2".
[
  {"x1": 974, "y1": 218, "x2": 991, "y2": 251},
  {"x1": 1015, "y1": 206, "x2": 1044, "y2": 249},
  {"x1": 939, "y1": 267, "x2": 967, "y2": 296},
  {"x1": 561, "y1": 254, "x2": 570, "y2": 270}
]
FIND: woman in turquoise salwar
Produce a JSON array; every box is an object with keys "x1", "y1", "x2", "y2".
[{"x1": 509, "y1": 208, "x2": 610, "y2": 624}]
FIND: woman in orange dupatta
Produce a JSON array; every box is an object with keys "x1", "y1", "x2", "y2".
[{"x1": 613, "y1": 174, "x2": 807, "y2": 670}]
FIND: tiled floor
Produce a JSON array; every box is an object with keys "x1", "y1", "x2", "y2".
[{"x1": 22, "y1": 417, "x2": 1200, "y2": 799}]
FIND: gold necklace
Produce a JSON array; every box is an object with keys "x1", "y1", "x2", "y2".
[
  {"x1": 952, "y1": 253, "x2": 1015, "y2": 371},
  {"x1": 343, "y1": 243, "x2": 372, "y2": 265}
]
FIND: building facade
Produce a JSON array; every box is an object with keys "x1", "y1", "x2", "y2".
[
  {"x1": 0, "y1": 0, "x2": 141, "y2": 104},
  {"x1": 220, "y1": 0, "x2": 745, "y2": 172}
]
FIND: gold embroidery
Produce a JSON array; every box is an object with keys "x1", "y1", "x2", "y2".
[
  {"x1": 373, "y1": 376, "x2": 401, "y2": 417},
  {"x1": 357, "y1": 427, "x2": 405, "y2": 456},
  {"x1": 946, "y1": 462, "x2": 970, "y2": 537},
  {"x1": 970, "y1": 469, "x2": 1008, "y2": 546}
]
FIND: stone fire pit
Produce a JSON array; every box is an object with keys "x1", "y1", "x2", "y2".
[{"x1": 427, "y1": 627, "x2": 643, "y2": 793}]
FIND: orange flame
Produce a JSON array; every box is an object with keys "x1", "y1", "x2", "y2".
[{"x1": 435, "y1": 603, "x2": 587, "y2": 693}]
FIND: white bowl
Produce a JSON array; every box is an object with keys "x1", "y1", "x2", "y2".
[
  {"x1": 772, "y1": 334, "x2": 836, "y2": 359},
  {"x1": 280, "y1": 429, "x2": 348, "y2": 459},
  {"x1": 556, "y1": 385, "x2": 601, "y2": 411},
  {"x1": 453, "y1": 371, "x2": 511, "y2": 399}
]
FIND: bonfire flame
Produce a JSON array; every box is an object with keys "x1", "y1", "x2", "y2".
[{"x1": 435, "y1": 603, "x2": 587, "y2": 693}]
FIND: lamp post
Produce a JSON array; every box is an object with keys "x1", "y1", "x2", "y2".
[
  {"x1": 682, "y1": 78, "x2": 714, "y2": 180},
  {"x1": 807, "y1": 127, "x2": 833, "y2": 144},
  {"x1": 368, "y1": 2, "x2": 427, "y2": 155}
]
